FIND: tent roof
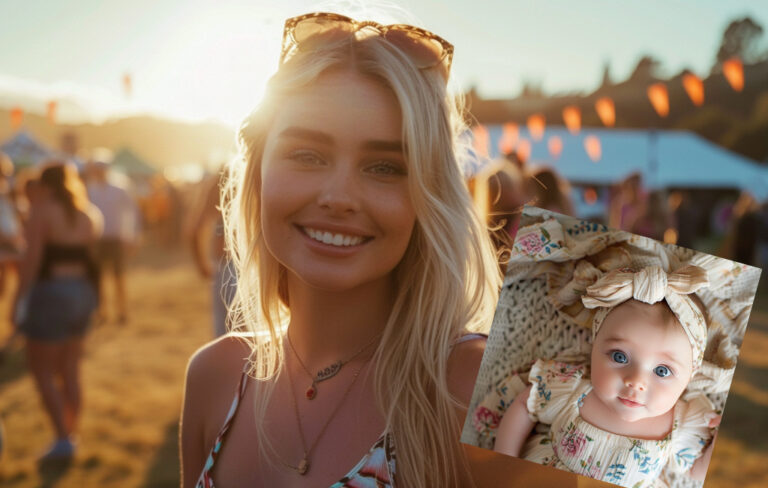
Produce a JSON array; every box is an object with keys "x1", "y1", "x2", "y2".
[
  {"x1": 482, "y1": 126, "x2": 768, "y2": 200},
  {"x1": 0, "y1": 131, "x2": 55, "y2": 167},
  {"x1": 112, "y1": 148, "x2": 157, "y2": 176}
]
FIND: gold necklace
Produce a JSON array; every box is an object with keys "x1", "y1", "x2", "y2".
[
  {"x1": 285, "y1": 331, "x2": 380, "y2": 400},
  {"x1": 284, "y1": 356, "x2": 367, "y2": 475}
]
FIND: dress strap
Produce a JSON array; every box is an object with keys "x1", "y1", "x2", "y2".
[
  {"x1": 453, "y1": 332, "x2": 488, "y2": 345},
  {"x1": 195, "y1": 367, "x2": 250, "y2": 488}
]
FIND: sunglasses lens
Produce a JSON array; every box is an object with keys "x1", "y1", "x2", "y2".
[
  {"x1": 383, "y1": 29, "x2": 446, "y2": 69},
  {"x1": 293, "y1": 17, "x2": 356, "y2": 52}
]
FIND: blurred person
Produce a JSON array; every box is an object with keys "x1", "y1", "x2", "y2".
[
  {"x1": 12, "y1": 162, "x2": 102, "y2": 460},
  {"x1": 180, "y1": 10, "x2": 501, "y2": 488},
  {"x1": 673, "y1": 190, "x2": 704, "y2": 250},
  {"x1": 470, "y1": 158, "x2": 526, "y2": 271},
  {"x1": 524, "y1": 166, "x2": 574, "y2": 216},
  {"x1": 190, "y1": 170, "x2": 236, "y2": 337},
  {"x1": 608, "y1": 172, "x2": 647, "y2": 231},
  {"x1": 85, "y1": 151, "x2": 140, "y2": 324},
  {"x1": 731, "y1": 191, "x2": 760, "y2": 265},
  {"x1": 632, "y1": 190, "x2": 674, "y2": 242},
  {"x1": 0, "y1": 152, "x2": 23, "y2": 295}
]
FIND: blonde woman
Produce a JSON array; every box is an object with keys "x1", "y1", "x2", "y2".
[{"x1": 180, "y1": 11, "x2": 501, "y2": 487}]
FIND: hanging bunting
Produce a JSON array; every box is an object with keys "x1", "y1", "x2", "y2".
[
  {"x1": 682, "y1": 73, "x2": 704, "y2": 106},
  {"x1": 647, "y1": 83, "x2": 669, "y2": 117},
  {"x1": 498, "y1": 122, "x2": 519, "y2": 155},
  {"x1": 584, "y1": 135, "x2": 601, "y2": 162},
  {"x1": 562, "y1": 106, "x2": 581, "y2": 134},
  {"x1": 123, "y1": 73, "x2": 133, "y2": 98},
  {"x1": 547, "y1": 136, "x2": 563, "y2": 159},
  {"x1": 47, "y1": 100, "x2": 58, "y2": 124},
  {"x1": 595, "y1": 97, "x2": 615, "y2": 127},
  {"x1": 516, "y1": 138, "x2": 531, "y2": 163},
  {"x1": 10, "y1": 107, "x2": 23, "y2": 129},
  {"x1": 472, "y1": 124, "x2": 490, "y2": 158},
  {"x1": 527, "y1": 114, "x2": 545, "y2": 141},
  {"x1": 723, "y1": 58, "x2": 744, "y2": 92},
  {"x1": 584, "y1": 187, "x2": 598, "y2": 205}
]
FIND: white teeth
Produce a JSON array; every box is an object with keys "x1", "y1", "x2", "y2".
[{"x1": 303, "y1": 227, "x2": 364, "y2": 247}]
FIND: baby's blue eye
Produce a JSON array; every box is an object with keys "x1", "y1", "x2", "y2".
[
  {"x1": 654, "y1": 365, "x2": 672, "y2": 378},
  {"x1": 611, "y1": 351, "x2": 628, "y2": 364}
]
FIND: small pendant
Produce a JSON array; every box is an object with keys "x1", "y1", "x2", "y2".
[
  {"x1": 298, "y1": 458, "x2": 309, "y2": 475},
  {"x1": 305, "y1": 384, "x2": 316, "y2": 400},
  {"x1": 316, "y1": 361, "x2": 342, "y2": 383}
]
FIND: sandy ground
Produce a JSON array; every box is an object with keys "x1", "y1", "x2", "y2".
[{"x1": 0, "y1": 244, "x2": 766, "y2": 487}]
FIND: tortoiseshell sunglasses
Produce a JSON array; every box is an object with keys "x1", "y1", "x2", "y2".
[{"x1": 280, "y1": 12, "x2": 454, "y2": 77}]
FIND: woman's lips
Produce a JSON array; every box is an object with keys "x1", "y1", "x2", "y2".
[{"x1": 619, "y1": 397, "x2": 643, "y2": 408}]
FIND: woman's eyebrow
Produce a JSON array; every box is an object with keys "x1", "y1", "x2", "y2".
[
  {"x1": 279, "y1": 126, "x2": 333, "y2": 144},
  {"x1": 361, "y1": 140, "x2": 404, "y2": 153}
]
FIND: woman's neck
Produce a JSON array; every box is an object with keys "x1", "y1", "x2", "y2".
[{"x1": 284, "y1": 275, "x2": 394, "y2": 369}]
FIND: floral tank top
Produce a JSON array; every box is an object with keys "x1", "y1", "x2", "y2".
[{"x1": 195, "y1": 367, "x2": 396, "y2": 488}]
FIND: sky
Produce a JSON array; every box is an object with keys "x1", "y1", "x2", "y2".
[{"x1": 1, "y1": 0, "x2": 766, "y2": 126}]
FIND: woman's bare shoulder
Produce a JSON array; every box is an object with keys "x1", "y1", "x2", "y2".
[
  {"x1": 186, "y1": 333, "x2": 253, "y2": 389},
  {"x1": 183, "y1": 334, "x2": 253, "y2": 439}
]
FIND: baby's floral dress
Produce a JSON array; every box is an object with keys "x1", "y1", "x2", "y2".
[{"x1": 522, "y1": 359, "x2": 716, "y2": 488}]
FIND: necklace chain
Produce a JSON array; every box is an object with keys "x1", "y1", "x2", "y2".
[
  {"x1": 284, "y1": 354, "x2": 367, "y2": 475},
  {"x1": 286, "y1": 331, "x2": 380, "y2": 400}
]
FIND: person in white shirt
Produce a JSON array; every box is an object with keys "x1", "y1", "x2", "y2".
[{"x1": 84, "y1": 154, "x2": 140, "y2": 324}]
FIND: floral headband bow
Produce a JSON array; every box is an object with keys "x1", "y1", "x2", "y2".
[{"x1": 581, "y1": 265, "x2": 710, "y2": 371}]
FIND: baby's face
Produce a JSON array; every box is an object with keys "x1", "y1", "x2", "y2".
[{"x1": 590, "y1": 300, "x2": 693, "y2": 423}]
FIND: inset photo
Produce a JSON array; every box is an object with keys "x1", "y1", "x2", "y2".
[{"x1": 462, "y1": 206, "x2": 761, "y2": 488}]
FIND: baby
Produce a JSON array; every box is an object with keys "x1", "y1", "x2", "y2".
[{"x1": 494, "y1": 265, "x2": 719, "y2": 488}]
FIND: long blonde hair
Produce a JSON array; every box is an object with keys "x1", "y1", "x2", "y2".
[{"x1": 222, "y1": 22, "x2": 501, "y2": 487}]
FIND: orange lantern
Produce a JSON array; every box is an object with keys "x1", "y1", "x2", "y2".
[
  {"x1": 498, "y1": 122, "x2": 519, "y2": 155},
  {"x1": 47, "y1": 100, "x2": 58, "y2": 124},
  {"x1": 595, "y1": 97, "x2": 615, "y2": 127},
  {"x1": 647, "y1": 83, "x2": 669, "y2": 117},
  {"x1": 516, "y1": 138, "x2": 531, "y2": 163},
  {"x1": 548, "y1": 136, "x2": 563, "y2": 159},
  {"x1": 10, "y1": 107, "x2": 23, "y2": 129},
  {"x1": 723, "y1": 58, "x2": 744, "y2": 92},
  {"x1": 584, "y1": 135, "x2": 601, "y2": 162},
  {"x1": 527, "y1": 114, "x2": 545, "y2": 141},
  {"x1": 472, "y1": 124, "x2": 490, "y2": 158},
  {"x1": 682, "y1": 73, "x2": 704, "y2": 106},
  {"x1": 562, "y1": 106, "x2": 581, "y2": 134},
  {"x1": 123, "y1": 73, "x2": 132, "y2": 97},
  {"x1": 584, "y1": 187, "x2": 598, "y2": 205}
]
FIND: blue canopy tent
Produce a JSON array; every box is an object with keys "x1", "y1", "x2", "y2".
[
  {"x1": 0, "y1": 131, "x2": 55, "y2": 168},
  {"x1": 479, "y1": 126, "x2": 768, "y2": 217}
]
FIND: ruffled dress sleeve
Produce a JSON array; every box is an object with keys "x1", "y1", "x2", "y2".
[
  {"x1": 526, "y1": 359, "x2": 588, "y2": 425},
  {"x1": 666, "y1": 393, "x2": 717, "y2": 474}
]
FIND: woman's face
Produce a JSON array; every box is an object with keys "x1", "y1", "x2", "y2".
[
  {"x1": 260, "y1": 70, "x2": 416, "y2": 293},
  {"x1": 590, "y1": 300, "x2": 693, "y2": 423}
]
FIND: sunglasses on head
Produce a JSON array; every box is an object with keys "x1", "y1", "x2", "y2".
[{"x1": 280, "y1": 12, "x2": 454, "y2": 77}]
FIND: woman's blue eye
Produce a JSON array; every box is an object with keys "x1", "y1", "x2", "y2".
[
  {"x1": 654, "y1": 365, "x2": 672, "y2": 378},
  {"x1": 611, "y1": 351, "x2": 628, "y2": 364},
  {"x1": 289, "y1": 151, "x2": 323, "y2": 165},
  {"x1": 368, "y1": 161, "x2": 405, "y2": 175}
]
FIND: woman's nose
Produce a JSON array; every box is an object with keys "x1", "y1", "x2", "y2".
[{"x1": 317, "y1": 164, "x2": 361, "y2": 214}]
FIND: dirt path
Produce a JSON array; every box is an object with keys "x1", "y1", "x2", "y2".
[
  {"x1": 0, "y1": 247, "x2": 211, "y2": 487},
  {"x1": 0, "y1": 247, "x2": 767, "y2": 487}
]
